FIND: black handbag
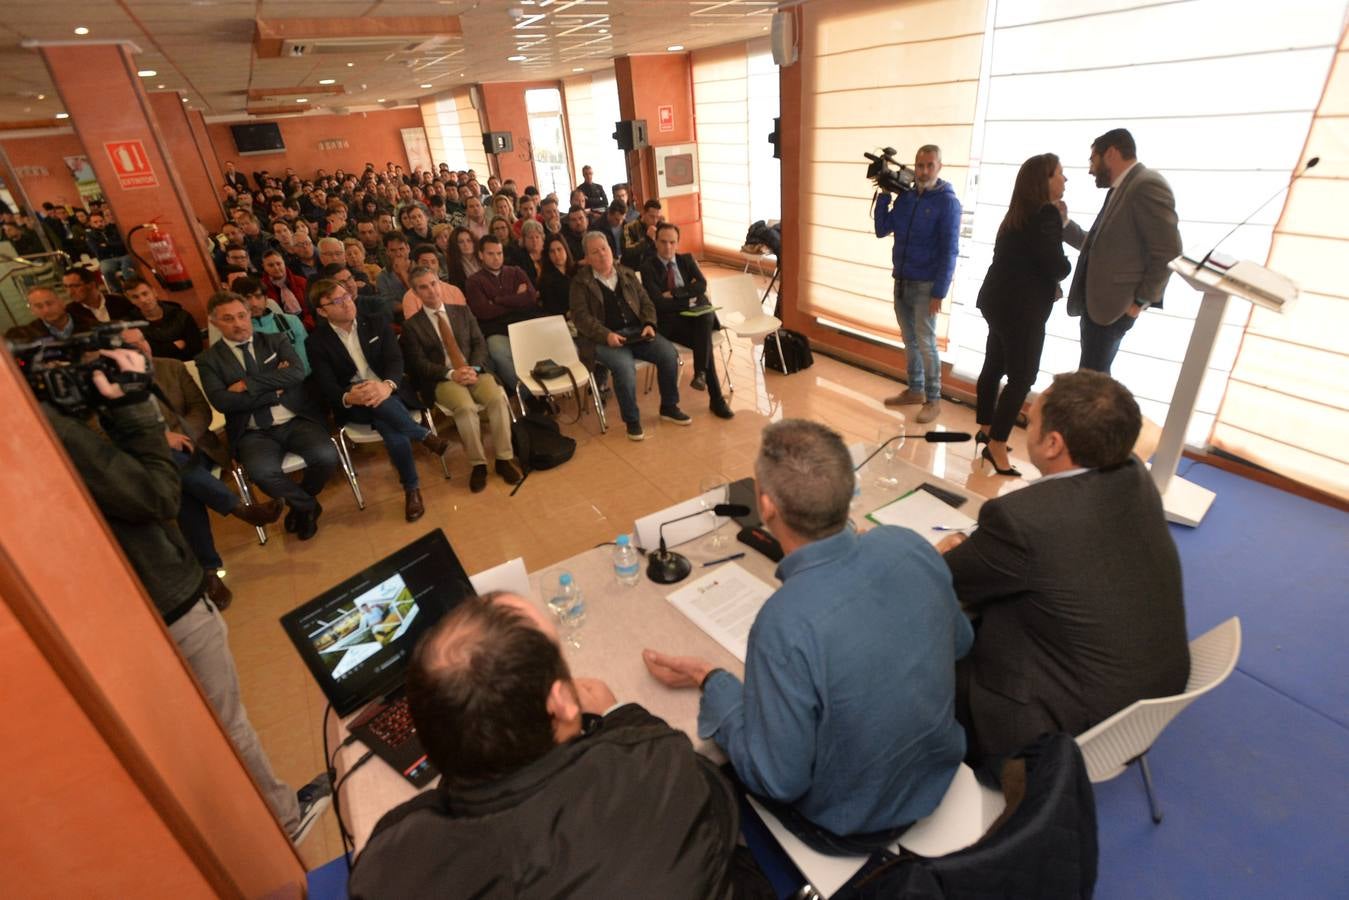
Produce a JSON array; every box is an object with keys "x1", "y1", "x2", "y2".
[{"x1": 530, "y1": 358, "x2": 568, "y2": 381}]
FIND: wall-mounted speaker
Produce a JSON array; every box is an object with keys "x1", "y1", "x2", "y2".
[
  {"x1": 482, "y1": 131, "x2": 513, "y2": 155},
  {"x1": 768, "y1": 117, "x2": 781, "y2": 160},
  {"x1": 613, "y1": 119, "x2": 648, "y2": 151},
  {"x1": 771, "y1": 11, "x2": 797, "y2": 66}
]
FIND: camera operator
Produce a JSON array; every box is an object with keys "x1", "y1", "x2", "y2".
[
  {"x1": 36, "y1": 343, "x2": 331, "y2": 843},
  {"x1": 872, "y1": 144, "x2": 962, "y2": 424}
]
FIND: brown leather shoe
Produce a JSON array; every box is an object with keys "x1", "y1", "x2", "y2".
[
  {"x1": 470, "y1": 464, "x2": 488, "y2": 493},
  {"x1": 404, "y1": 488, "x2": 425, "y2": 522},
  {"x1": 205, "y1": 570, "x2": 233, "y2": 612},
  {"x1": 232, "y1": 499, "x2": 283, "y2": 527},
  {"x1": 495, "y1": 458, "x2": 523, "y2": 485},
  {"x1": 422, "y1": 433, "x2": 451, "y2": 457},
  {"x1": 883, "y1": 389, "x2": 926, "y2": 408}
]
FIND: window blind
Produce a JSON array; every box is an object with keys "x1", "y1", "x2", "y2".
[
  {"x1": 420, "y1": 89, "x2": 488, "y2": 174},
  {"x1": 562, "y1": 70, "x2": 628, "y2": 199}
]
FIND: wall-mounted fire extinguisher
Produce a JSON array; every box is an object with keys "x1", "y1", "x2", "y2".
[{"x1": 127, "y1": 219, "x2": 194, "y2": 292}]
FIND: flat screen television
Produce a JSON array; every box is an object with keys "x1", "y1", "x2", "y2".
[{"x1": 231, "y1": 122, "x2": 285, "y2": 155}]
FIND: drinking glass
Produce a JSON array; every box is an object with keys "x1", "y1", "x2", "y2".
[
  {"x1": 874, "y1": 424, "x2": 903, "y2": 489},
  {"x1": 699, "y1": 473, "x2": 731, "y2": 552}
]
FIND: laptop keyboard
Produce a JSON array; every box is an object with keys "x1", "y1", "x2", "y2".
[{"x1": 366, "y1": 697, "x2": 417, "y2": 749}]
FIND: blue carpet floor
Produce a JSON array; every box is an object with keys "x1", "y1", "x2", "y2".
[{"x1": 310, "y1": 462, "x2": 1348, "y2": 899}]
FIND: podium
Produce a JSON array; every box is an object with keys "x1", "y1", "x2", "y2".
[{"x1": 1154, "y1": 256, "x2": 1298, "y2": 526}]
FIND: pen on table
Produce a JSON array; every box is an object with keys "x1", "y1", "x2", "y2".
[
  {"x1": 930, "y1": 526, "x2": 973, "y2": 533},
  {"x1": 702, "y1": 552, "x2": 746, "y2": 567}
]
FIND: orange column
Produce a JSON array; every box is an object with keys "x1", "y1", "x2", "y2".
[
  {"x1": 614, "y1": 54, "x2": 704, "y2": 255},
  {"x1": 39, "y1": 42, "x2": 219, "y2": 320},
  {"x1": 149, "y1": 92, "x2": 226, "y2": 231}
]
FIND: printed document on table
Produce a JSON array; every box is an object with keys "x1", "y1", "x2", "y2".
[
  {"x1": 666, "y1": 563, "x2": 776, "y2": 662},
  {"x1": 867, "y1": 489, "x2": 976, "y2": 546}
]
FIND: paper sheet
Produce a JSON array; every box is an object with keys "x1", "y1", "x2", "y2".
[
  {"x1": 665, "y1": 563, "x2": 776, "y2": 662},
  {"x1": 469, "y1": 557, "x2": 532, "y2": 599},
  {"x1": 866, "y1": 489, "x2": 976, "y2": 546}
]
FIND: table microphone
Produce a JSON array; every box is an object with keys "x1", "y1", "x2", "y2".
[
  {"x1": 1195, "y1": 156, "x2": 1319, "y2": 271},
  {"x1": 648, "y1": 503, "x2": 752, "y2": 584},
  {"x1": 854, "y1": 432, "x2": 972, "y2": 471}
]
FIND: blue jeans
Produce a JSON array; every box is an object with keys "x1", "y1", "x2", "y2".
[
  {"x1": 357, "y1": 396, "x2": 430, "y2": 489},
  {"x1": 485, "y1": 334, "x2": 519, "y2": 396},
  {"x1": 1078, "y1": 312, "x2": 1136, "y2": 374},
  {"x1": 893, "y1": 279, "x2": 941, "y2": 401},
  {"x1": 594, "y1": 335, "x2": 681, "y2": 424},
  {"x1": 175, "y1": 450, "x2": 237, "y2": 570}
]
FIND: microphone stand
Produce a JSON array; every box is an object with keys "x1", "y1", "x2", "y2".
[
  {"x1": 854, "y1": 432, "x2": 971, "y2": 471},
  {"x1": 647, "y1": 504, "x2": 751, "y2": 584}
]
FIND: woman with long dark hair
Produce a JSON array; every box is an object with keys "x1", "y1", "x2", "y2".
[
  {"x1": 445, "y1": 225, "x2": 480, "y2": 289},
  {"x1": 538, "y1": 233, "x2": 576, "y2": 318},
  {"x1": 973, "y1": 152, "x2": 1071, "y2": 477}
]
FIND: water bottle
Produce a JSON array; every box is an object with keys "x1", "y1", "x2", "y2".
[
  {"x1": 613, "y1": 534, "x2": 641, "y2": 586},
  {"x1": 547, "y1": 572, "x2": 585, "y2": 647}
]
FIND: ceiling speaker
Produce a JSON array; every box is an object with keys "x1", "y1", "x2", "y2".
[{"x1": 771, "y1": 11, "x2": 797, "y2": 66}]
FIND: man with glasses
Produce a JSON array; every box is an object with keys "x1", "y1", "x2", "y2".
[
  {"x1": 307, "y1": 279, "x2": 450, "y2": 522},
  {"x1": 62, "y1": 266, "x2": 134, "y2": 323},
  {"x1": 376, "y1": 232, "x2": 414, "y2": 322}
]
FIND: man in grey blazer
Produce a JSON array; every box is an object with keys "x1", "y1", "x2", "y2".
[
  {"x1": 1062, "y1": 128, "x2": 1182, "y2": 374},
  {"x1": 940, "y1": 370, "x2": 1189, "y2": 760}
]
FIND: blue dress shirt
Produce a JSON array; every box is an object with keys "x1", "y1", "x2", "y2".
[{"x1": 699, "y1": 525, "x2": 973, "y2": 836}]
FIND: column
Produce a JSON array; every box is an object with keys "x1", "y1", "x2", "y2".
[{"x1": 148, "y1": 91, "x2": 226, "y2": 230}]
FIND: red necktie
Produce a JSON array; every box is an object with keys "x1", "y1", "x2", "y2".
[{"x1": 666, "y1": 261, "x2": 676, "y2": 292}]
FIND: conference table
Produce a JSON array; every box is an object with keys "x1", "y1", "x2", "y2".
[{"x1": 325, "y1": 446, "x2": 985, "y2": 854}]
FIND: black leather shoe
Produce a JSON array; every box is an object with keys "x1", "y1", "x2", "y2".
[
  {"x1": 470, "y1": 465, "x2": 488, "y2": 493},
  {"x1": 205, "y1": 570, "x2": 233, "y2": 612},
  {"x1": 296, "y1": 501, "x2": 323, "y2": 541},
  {"x1": 495, "y1": 458, "x2": 523, "y2": 485},
  {"x1": 283, "y1": 508, "x2": 299, "y2": 533},
  {"x1": 690, "y1": 372, "x2": 707, "y2": 391},
  {"x1": 710, "y1": 398, "x2": 735, "y2": 419}
]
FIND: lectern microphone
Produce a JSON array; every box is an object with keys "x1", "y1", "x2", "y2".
[
  {"x1": 1196, "y1": 156, "x2": 1319, "y2": 271},
  {"x1": 647, "y1": 503, "x2": 752, "y2": 584},
  {"x1": 854, "y1": 432, "x2": 972, "y2": 472}
]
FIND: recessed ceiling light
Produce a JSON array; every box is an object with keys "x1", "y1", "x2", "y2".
[
  {"x1": 296, "y1": 98, "x2": 308, "y2": 103},
  {"x1": 181, "y1": 97, "x2": 189, "y2": 102},
  {"x1": 572, "y1": 67, "x2": 584, "y2": 72},
  {"x1": 36, "y1": 94, "x2": 45, "y2": 100},
  {"x1": 346, "y1": 62, "x2": 355, "y2": 67},
  {"x1": 319, "y1": 78, "x2": 336, "y2": 85},
  {"x1": 157, "y1": 84, "x2": 165, "y2": 89},
  {"x1": 377, "y1": 98, "x2": 385, "y2": 102},
  {"x1": 73, "y1": 26, "x2": 89, "y2": 36},
  {"x1": 138, "y1": 69, "x2": 157, "y2": 77},
  {"x1": 667, "y1": 45, "x2": 684, "y2": 52},
  {"x1": 420, "y1": 83, "x2": 433, "y2": 88},
  {"x1": 56, "y1": 112, "x2": 69, "y2": 119},
  {"x1": 508, "y1": 55, "x2": 527, "y2": 62}
]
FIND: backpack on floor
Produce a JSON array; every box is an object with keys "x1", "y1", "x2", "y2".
[
  {"x1": 763, "y1": 329, "x2": 814, "y2": 374},
  {"x1": 510, "y1": 414, "x2": 576, "y2": 472}
]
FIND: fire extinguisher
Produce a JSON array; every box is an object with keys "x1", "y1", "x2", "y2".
[{"x1": 127, "y1": 219, "x2": 194, "y2": 292}]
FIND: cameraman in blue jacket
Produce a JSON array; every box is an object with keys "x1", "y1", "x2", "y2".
[{"x1": 873, "y1": 144, "x2": 962, "y2": 424}]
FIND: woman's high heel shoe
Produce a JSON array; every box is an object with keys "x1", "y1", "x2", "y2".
[
  {"x1": 975, "y1": 430, "x2": 1012, "y2": 453},
  {"x1": 981, "y1": 446, "x2": 1022, "y2": 478}
]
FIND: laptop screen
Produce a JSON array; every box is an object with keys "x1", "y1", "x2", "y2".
[{"x1": 280, "y1": 529, "x2": 474, "y2": 716}]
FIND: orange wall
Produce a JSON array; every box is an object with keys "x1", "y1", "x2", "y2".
[
  {"x1": 150, "y1": 93, "x2": 225, "y2": 230},
  {"x1": 205, "y1": 107, "x2": 425, "y2": 187},
  {"x1": 479, "y1": 80, "x2": 561, "y2": 189},
  {"x1": 0, "y1": 131, "x2": 85, "y2": 212},
  {"x1": 615, "y1": 54, "x2": 704, "y2": 256}
]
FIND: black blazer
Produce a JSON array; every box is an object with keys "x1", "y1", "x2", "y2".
[
  {"x1": 976, "y1": 204, "x2": 1071, "y2": 326},
  {"x1": 640, "y1": 253, "x2": 709, "y2": 330},
  {"x1": 944, "y1": 458, "x2": 1189, "y2": 758},
  {"x1": 538, "y1": 264, "x2": 573, "y2": 318},
  {"x1": 195, "y1": 330, "x2": 321, "y2": 451},
  {"x1": 398, "y1": 306, "x2": 490, "y2": 408},
  {"x1": 307, "y1": 316, "x2": 417, "y2": 426}
]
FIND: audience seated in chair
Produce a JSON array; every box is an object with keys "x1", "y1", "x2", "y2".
[
  {"x1": 258, "y1": 249, "x2": 314, "y2": 331},
  {"x1": 644, "y1": 420, "x2": 973, "y2": 856},
  {"x1": 464, "y1": 233, "x2": 544, "y2": 400},
  {"x1": 198, "y1": 291, "x2": 338, "y2": 541},
  {"x1": 62, "y1": 265, "x2": 135, "y2": 323},
  {"x1": 940, "y1": 370, "x2": 1189, "y2": 762},
  {"x1": 124, "y1": 275, "x2": 203, "y2": 362},
  {"x1": 4, "y1": 284, "x2": 96, "y2": 342},
  {"x1": 622, "y1": 198, "x2": 663, "y2": 268}
]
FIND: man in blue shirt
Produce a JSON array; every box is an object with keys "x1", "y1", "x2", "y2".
[
  {"x1": 643, "y1": 419, "x2": 973, "y2": 853},
  {"x1": 873, "y1": 145, "x2": 962, "y2": 424}
]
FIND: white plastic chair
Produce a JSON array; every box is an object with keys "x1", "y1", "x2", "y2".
[
  {"x1": 668, "y1": 327, "x2": 734, "y2": 394},
  {"x1": 714, "y1": 273, "x2": 786, "y2": 372},
  {"x1": 507, "y1": 315, "x2": 608, "y2": 432},
  {"x1": 1075, "y1": 616, "x2": 1242, "y2": 823},
  {"x1": 336, "y1": 408, "x2": 450, "y2": 510},
  {"x1": 182, "y1": 359, "x2": 227, "y2": 439}
]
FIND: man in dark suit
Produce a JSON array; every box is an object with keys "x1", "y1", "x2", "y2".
[
  {"x1": 223, "y1": 161, "x2": 252, "y2": 194},
  {"x1": 306, "y1": 277, "x2": 450, "y2": 522},
  {"x1": 399, "y1": 267, "x2": 521, "y2": 493},
  {"x1": 941, "y1": 370, "x2": 1189, "y2": 761},
  {"x1": 640, "y1": 223, "x2": 733, "y2": 419},
  {"x1": 1062, "y1": 128, "x2": 1182, "y2": 374},
  {"x1": 197, "y1": 292, "x2": 338, "y2": 541},
  {"x1": 61, "y1": 266, "x2": 135, "y2": 323}
]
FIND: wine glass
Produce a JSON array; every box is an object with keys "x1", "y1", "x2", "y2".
[
  {"x1": 874, "y1": 424, "x2": 903, "y2": 489},
  {"x1": 699, "y1": 473, "x2": 731, "y2": 552}
]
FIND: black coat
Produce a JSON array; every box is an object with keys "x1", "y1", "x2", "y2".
[
  {"x1": 348, "y1": 704, "x2": 739, "y2": 900},
  {"x1": 195, "y1": 330, "x2": 322, "y2": 451},
  {"x1": 945, "y1": 458, "x2": 1189, "y2": 758},
  {"x1": 307, "y1": 316, "x2": 418, "y2": 426},
  {"x1": 976, "y1": 204, "x2": 1070, "y2": 327}
]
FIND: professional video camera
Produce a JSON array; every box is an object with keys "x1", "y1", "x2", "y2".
[
  {"x1": 9, "y1": 321, "x2": 153, "y2": 417},
  {"x1": 864, "y1": 147, "x2": 915, "y2": 194}
]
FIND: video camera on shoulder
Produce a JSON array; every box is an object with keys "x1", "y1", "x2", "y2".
[
  {"x1": 864, "y1": 147, "x2": 915, "y2": 194},
  {"x1": 8, "y1": 321, "x2": 153, "y2": 417}
]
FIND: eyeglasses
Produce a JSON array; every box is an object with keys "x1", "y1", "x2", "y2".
[{"x1": 321, "y1": 294, "x2": 353, "y2": 308}]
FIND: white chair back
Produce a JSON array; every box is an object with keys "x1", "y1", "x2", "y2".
[
  {"x1": 1076, "y1": 617, "x2": 1241, "y2": 782},
  {"x1": 508, "y1": 315, "x2": 589, "y2": 394},
  {"x1": 713, "y1": 273, "x2": 768, "y2": 325},
  {"x1": 182, "y1": 359, "x2": 227, "y2": 435}
]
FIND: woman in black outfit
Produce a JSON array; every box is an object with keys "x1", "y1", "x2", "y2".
[
  {"x1": 538, "y1": 233, "x2": 576, "y2": 318},
  {"x1": 974, "y1": 153, "x2": 1071, "y2": 476},
  {"x1": 444, "y1": 226, "x2": 480, "y2": 290}
]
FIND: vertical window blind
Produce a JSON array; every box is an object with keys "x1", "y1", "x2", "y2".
[
  {"x1": 692, "y1": 38, "x2": 781, "y2": 257},
  {"x1": 798, "y1": 0, "x2": 987, "y2": 345},
  {"x1": 420, "y1": 89, "x2": 488, "y2": 174},
  {"x1": 1212, "y1": 20, "x2": 1349, "y2": 500},
  {"x1": 947, "y1": 0, "x2": 1346, "y2": 447},
  {"x1": 562, "y1": 70, "x2": 628, "y2": 199}
]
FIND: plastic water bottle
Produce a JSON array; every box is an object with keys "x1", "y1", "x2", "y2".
[
  {"x1": 547, "y1": 572, "x2": 585, "y2": 648},
  {"x1": 613, "y1": 534, "x2": 641, "y2": 586}
]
